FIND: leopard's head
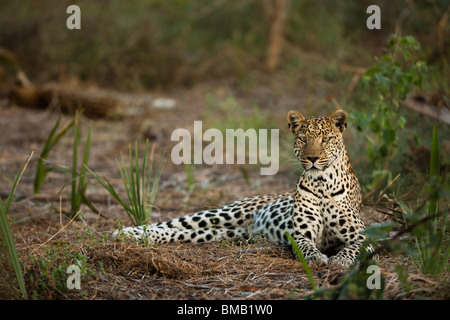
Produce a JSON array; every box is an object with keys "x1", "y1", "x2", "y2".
[{"x1": 287, "y1": 109, "x2": 347, "y2": 171}]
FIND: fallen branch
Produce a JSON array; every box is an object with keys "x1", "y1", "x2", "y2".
[
  {"x1": 9, "y1": 82, "x2": 124, "y2": 119},
  {"x1": 401, "y1": 96, "x2": 450, "y2": 125}
]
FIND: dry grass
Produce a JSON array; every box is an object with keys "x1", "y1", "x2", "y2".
[
  {"x1": 1, "y1": 201, "x2": 447, "y2": 300},
  {"x1": 4, "y1": 216, "x2": 313, "y2": 300}
]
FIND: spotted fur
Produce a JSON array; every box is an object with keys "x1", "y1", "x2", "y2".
[{"x1": 114, "y1": 109, "x2": 368, "y2": 267}]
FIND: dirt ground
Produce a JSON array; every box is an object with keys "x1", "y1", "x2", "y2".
[{"x1": 0, "y1": 83, "x2": 448, "y2": 300}]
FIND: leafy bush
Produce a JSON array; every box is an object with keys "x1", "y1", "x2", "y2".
[{"x1": 352, "y1": 35, "x2": 428, "y2": 189}]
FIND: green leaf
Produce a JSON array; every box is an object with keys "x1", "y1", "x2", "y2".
[
  {"x1": 363, "y1": 66, "x2": 381, "y2": 79},
  {"x1": 382, "y1": 128, "x2": 396, "y2": 145},
  {"x1": 71, "y1": 111, "x2": 80, "y2": 215},
  {"x1": 387, "y1": 35, "x2": 397, "y2": 48},
  {"x1": 402, "y1": 49, "x2": 411, "y2": 61},
  {"x1": 400, "y1": 36, "x2": 418, "y2": 48},
  {"x1": 374, "y1": 73, "x2": 391, "y2": 88},
  {"x1": 362, "y1": 222, "x2": 394, "y2": 241}
]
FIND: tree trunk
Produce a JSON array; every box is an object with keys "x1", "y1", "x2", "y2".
[{"x1": 264, "y1": 0, "x2": 289, "y2": 72}]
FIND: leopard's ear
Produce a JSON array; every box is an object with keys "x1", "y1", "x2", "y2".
[
  {"x1": 287, "y1": 110, "x2": 305, "y2": 135},
  {"x1": 329, "y1": 109, "x2": 347, "y2": 133}
]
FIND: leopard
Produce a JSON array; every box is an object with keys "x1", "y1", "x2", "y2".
[{"x1": 114, "y1": 109, "x2": 369, "y2": 267}]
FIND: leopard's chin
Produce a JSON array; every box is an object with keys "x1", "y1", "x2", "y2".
[{"x1": 304, "y1": 165, "x2": 326, "y2": 171}]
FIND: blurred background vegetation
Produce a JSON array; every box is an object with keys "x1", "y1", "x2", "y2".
[
  {"x1": 0, "y1": 0, "x2": 449, "y2": 198},
  {"x1": 0, "y1": 0, "x2": 447, "y2": 89}
]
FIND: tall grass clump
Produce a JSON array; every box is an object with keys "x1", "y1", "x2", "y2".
[
  {"x1": 33, "y1": 112, "x2": 96, "y2": 217},
  {"x1": 33, "y1": 117, "x2": 74, "y2": 194},
  {"x1": 86, "y1": 140, "x2": 163, "y2": 226},
  {"x1": 403, "y1": 125, "x2": 449, "y2": 275},
  {"x1": 0, "y1": 150, "x2": 34, "y2": 299}
]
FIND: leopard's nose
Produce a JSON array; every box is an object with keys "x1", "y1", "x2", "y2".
[{"x1": 307, "y1": 156, "x2": 318, "y2": 163}]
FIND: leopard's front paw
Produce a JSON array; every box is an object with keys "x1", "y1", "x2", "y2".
[
  {"x1": 306, "y1": 252, "x2": 329, "y2": 267},
  {"x1": 328, "y1": 255, "x2": 353, "y2": 268}
]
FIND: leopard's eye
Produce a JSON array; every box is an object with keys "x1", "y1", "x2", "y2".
[
  {"x1": 322, "y1": 136, "x2": 331, "y2": 142},
  {"x1": 298, "y1": 135, "x2": 307, "y2": 142}
]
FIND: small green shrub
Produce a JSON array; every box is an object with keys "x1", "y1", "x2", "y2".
[{"x1": 28, "y1": 240, "x2": 95, "y2": 299}]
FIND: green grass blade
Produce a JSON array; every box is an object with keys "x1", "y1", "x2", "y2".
[
  {"x1": 149, "y1": 156, "x2": 164, "y2": 212},
  {"x1": 133, "y1": 141, "x2": 142, "y2": 223},
  {"x1": 0, "y1": 150, "x2": 34, "y2": 299},
  {"x1": 119, "y1": 152, "x2": 138, "y2": 225},
  {"x1": 185, "y1": 163, "x2": 195, "y2": 193},
  {"x1": 285, "y1": 232, "x2": 316, "y2": 290},
  {"x1": 77, "y1": 125, "x2": 96, "y2": 213},
  {"x1": 428, "y1": 125, "x2": 440, "y2": 229},
  {"x1": 116, "y1": 158, "x2": 132, "y2": 224},
  {"x1": 141, "y1": 140, "x2": 151, "y2": 223},
  {"x1": 33, "y1": 117, "x2": 60, "y2": 193},
  {"x1": 146, "y1": 146, "x2": 163, "y2": 225},
  {"x1": 49, "y1": 118, "x2": 76, "y2": 150},
  {"x1": 78, "y1": 125, "x2": 92, "y2": 192},
  {"x1": 0, "y1": 202, "x2": 27, "y2": 299},
  {"x1": 85, "y1": 164, "x2": 134, "y2": 221},
  {"x1": 79, "y1": 125, "x2": 92, "y2": 184},
  {"x1": 71, "y1": 112, "x2": 80, "y2": 215}
]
